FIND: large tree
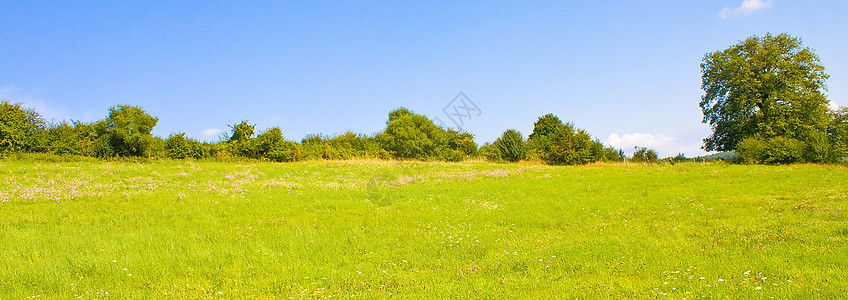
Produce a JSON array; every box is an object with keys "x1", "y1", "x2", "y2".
[{"x1": 700, "y1": 33, "x2": 830, "y2": 152}]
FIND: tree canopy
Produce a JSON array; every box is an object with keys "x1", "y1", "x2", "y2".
[
  {"x1": 700, "y1": 33, "x2": 831, "y2": 152},
  {"x1": 105, "y1": 105, "x2": 159, "y2": 157}
]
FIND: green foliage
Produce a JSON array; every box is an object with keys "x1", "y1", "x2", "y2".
[
  {"x1": 700, "y1": 33, "x2": 831, "y2": 152},
  {"x1": 165, "y1": 133, "x2": 204, "y2": 159},
  {"x1": 105, "y1": 105, "x2": 159, "y2": 157},
  {"x1": 803, "y1": 131, "x2": 832, "y2": 163},
  {"x1": 300, "y1": 135, "x2": 331, "y2": 160},
  {"x1": 443, "y1": 129, "x2": 477, "y2": 161},
  {"x1": 0, "y1": 101, "x2": 46, "y2": 153},
  {"x1": 736, "y1": 136, "x2": 806, "y2": 164},
  {"x1": 491, "y1": 129, "x2": 526, "y2": 162},
  {"x1": 301, "y1": 132, "x2": 384, "y2": 160},
  {"x1": 527, "y1": 113, "x2": 563, "y2": 159},
  {"x1": 543, "y1": 123, "x2": 603, "y2": 165},
  {"x1": 477, "y1": 142, "x2": 499, "y2": 161},
  {"x1": 91, "y1": 135, "x2": 115, "y2": 159},
  {"x1": 263, "y1": 140, "x2": 301, "y2": 162},
  {"x1": 631, "y1": 147, "x2": 659, "y2": 163},
  {"x1": 602, "y1": 146, "x2": 626, "y2": 162},
  {"x1": 669, "y1": 153, "x2": 688, "y2": 163},
  {"x1": 829, "y1": 108, "x2": 848, "y2": 161},
  {"x1": 378, "y1": 108, "x2": 447, "y2": 160},
  {"x1": 45, "y1": 122, "x2": 84, "y2": 155},
  {"x1": 387, "y1": 107, "x2": 413, "y2": 123},
  {"x1": 528, "y1": 113, "x2": 563, "y2": 142},
  {"x1": 763, "y1": 136, "x2": 806, "y2": 164},
  {"x1": 525, "y1": 114, "x2": 603, "y2": 165},
  {"x1": 228, "y1": 121, "x2": 255, "y2": 143},
  {"x1": 328, "y1": 131, "x2": 382, "y2": 160}
]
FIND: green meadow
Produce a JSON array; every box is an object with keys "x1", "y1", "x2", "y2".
[{"x1": 1, "y1": 160, "x2": 846, "y2": 298}]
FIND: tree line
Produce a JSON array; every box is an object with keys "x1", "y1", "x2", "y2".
[
  {"x1": 4, "y1": 32, "x2": 846, "y2": 165},
  {"x1": 1, "y1": 103, "x2": 656, "y2": 164}
]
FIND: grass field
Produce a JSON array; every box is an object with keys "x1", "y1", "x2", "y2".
[{"x1": 1, "y1": 160, "x2": 846, "y2": 298}]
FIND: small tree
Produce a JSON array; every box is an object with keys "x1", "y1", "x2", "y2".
[
  {"x1": 377, "y1": 108, "x2": 447, "y2": 160},
  {"x1": 543, "y1": 123, "x2": 603, "y2": 165},
  {"x1": 442, "y1": 129, "x2": 477, "y2": 162},
  {"x1": 105, "y1": 105, "x2": 159, "y2": 157},
  {"x1": 492, "y1": 129, "x2": 526, "y2": 162},
  {"x1": 228, "y1": 121, "x2": 255, "y2": 143},
  {"x1": 631, "y1": 147, "x2": 659, "y2": 163},
  {"x1": 602, "y1": 146, "x2": 625, "y2": 162},
  {"x1": 0, "y1": 101, "x2": 46, "y2": 154},
  {"x1": 527, "y1": 113, "x2": 564, "y2": 159}
]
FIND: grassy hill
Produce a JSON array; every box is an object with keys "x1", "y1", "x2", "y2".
[{"x1": 1, "y1": 160, "x2": 845, "y2": 298}]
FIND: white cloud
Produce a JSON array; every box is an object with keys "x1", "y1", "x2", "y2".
[
  {"x1": 606, "y1": 133, "x2": 676, "y2": 150},
  {"x1": 202, "y1": 128, "x2": 223, "y2": 137},
  {"x1": 719, "y1": 0, "x2": 773, "y2": 19},
  {"x1": 829, "y1": 101, "x2": 841, "y2": 111}
]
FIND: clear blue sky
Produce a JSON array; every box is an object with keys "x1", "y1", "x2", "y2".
[{"x1": 2, "y1": 1, "x2": 846, "y2": 157}]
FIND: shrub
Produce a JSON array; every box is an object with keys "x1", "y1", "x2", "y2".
[
  {"x1": 478, "y1": 142, "x2": 500, "y2": 161},
  {"x1": 0, "y1": 101, "x2": 46, "y2": 154},
  {"x1": 829, "y1": 108, "x2": 848, "y2": 161},
  {"x1": 527, "y1": 114, "x2": 563, "y2": 159},
  {"x1": 763, "y1": 136, "x2": 806, "y2": 164},
  {"x1": 803, "y1": 131, "x2": 832, "y2": 163},
  {"x1": 105, "y1": 105, "x2": 159, "y2": 157},
  {"x1": 264, "y1": 140, "x2": 301, "y2": 162},
  {"x1": 631, "y1": 147, "x2": 659, "y2": 163},
  {"x1": 165, "y1": 133, "x2": 204, "y2": 159},
  {"x1": 45, "y1": 122, "x2": 84, "y2": 155},
  {"x1": 544, "y1": 124, "x2": 602, "y2": 165},
  {"x1": 603, "y1": 146, "x2": 626, "y2": 162},
  {"x1": 492, "y1": 129, "x2": 526, "y2": 162},
  {"x1": 228, "y1": 121, "x2": 255, "y2": 143},
  {"x1": 378, "y1": 108, "x2": 446, "y2": 160}
]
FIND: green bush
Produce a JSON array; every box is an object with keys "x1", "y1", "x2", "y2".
[
  {"x1": 631, "y1": 147, "x2": 659, "y2": 163},
  {"x1": 165, "y1": 133, "x2": 204, "y2": 159},
  {"x1": 544, "y1": 124, "x2": 602, "y2": 165},
  {"x1": 263, "y1": 140, "x2": 302, "y2": 162},
  {"x1": 444, "y1": 129, "x2": 477, "y2": 158},
  {"x1": 803, "y1": 131, "x2": 832, "y2": 163},
  {"x1": 378, "y1": 108, "x2": 446, "y2": 160},
  {"x1": 603, "y1": 146, "x2": 626, "y2": 162},
  {"x1": 105, "y1": 105, "x2": 159, "y2": 157},
  {"x1": 829, "y1": 108, "x2": 848, "y2": 161},
  {"x1": 45, "y1": 122, "x2": 84, "y2": 155},
  {"x1": 763, "y1": 136, "x2": 806, "y2": 164},
  {"x1": 492, "y1": 129, "x2": 526, "y2": 162},
  {"x1": 0, "y1": 101, "x2": 46, "y2": 154}
]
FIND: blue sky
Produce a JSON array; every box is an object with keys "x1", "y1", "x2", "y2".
[{"x1": 2, "y1": 0, "x2": 846, "y2": 157}]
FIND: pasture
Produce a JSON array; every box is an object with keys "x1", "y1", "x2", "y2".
[{"x1": 1, "y1": 160, "x2": 846, "y2": 298}]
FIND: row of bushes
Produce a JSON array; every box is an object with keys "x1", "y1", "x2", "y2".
[{"x1": 2, "y1": 101, "x2": 663, "y2": 165}]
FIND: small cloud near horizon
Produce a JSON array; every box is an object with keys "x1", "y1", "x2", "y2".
[
  {"x1": 1, "y1": 85, "x2": 71, "y2": 123},
  {"x1": 201, "y1": 128, "x2": 223, "y2": 139},
  {"x1": 719, "y1": 0, "x2": 773, "y2": 19}
]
